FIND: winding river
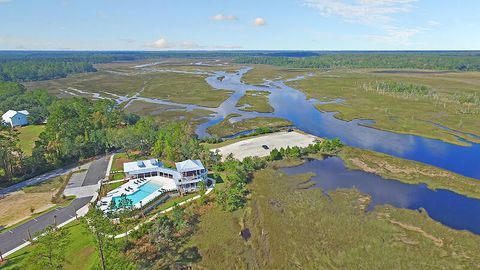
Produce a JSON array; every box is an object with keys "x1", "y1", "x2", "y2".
[
  {"x1": 72, "y1": 66, "x2": 480, "y2": 180},
  {"x1": 196, "y1": 68, "x2": 480, "y2": 180},
  {"x1": 67, "y1": 65, "x2": 480, "y2": 233}
]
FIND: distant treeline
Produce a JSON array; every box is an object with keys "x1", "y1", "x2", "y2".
[
  {"x1": 2, "y1": 51, "x2": 480, "y2": 82},
  {"x1": 0, "y1": 60, "x2": 96, "y2": 82},
  {"x1": 235, "y1": 53, "x2": 480, "y2": 71},
  {"x1": 0, "y1": 51, "x2": 258, "y2": 82}
]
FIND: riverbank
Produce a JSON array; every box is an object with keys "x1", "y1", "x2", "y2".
[
  {"x1": 338, "y1": 146, "x2": 480, "y2": 199},
  {"x1": 206, "y1": 115, "x2": 292, "y2": 138},
  {"x1": 190, "y1": 162, "x2": 480, "y2": 269},
  {"x1": 286, "y1": 68, "x2": 480, "y2": 146}
]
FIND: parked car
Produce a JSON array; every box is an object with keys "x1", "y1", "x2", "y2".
[{"x1": 262, "y1": 144, "x2": 269, "y2": 150}]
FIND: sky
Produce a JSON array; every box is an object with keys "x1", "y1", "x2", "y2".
[{"x1": 0, "y1": 0, "x2": 479, "y2": 51}]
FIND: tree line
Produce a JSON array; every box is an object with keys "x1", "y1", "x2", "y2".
[
  {"x1": 0, "y1": 80, "x2": 221, "y2": 185},
  {"x1": 0, "y1": 60, "x2": 96, "y2": 82},
  {"x1": 235, "y1": 53, "x2": 480, "y2": 71}
]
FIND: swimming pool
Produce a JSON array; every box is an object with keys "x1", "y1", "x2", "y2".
[{"x1": 112, "y1": 181, "x2": 162, "y2": 208}]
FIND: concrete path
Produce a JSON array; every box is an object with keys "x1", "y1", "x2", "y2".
[
  {"x1": 0, "y1": 156, "x2": 111, "y2": 257},
  {"x1": 0, "y1": 154, "x2": 109, "y2": 196},
  {"x1": 65, "y1": 166, "x2": 89, "y2": 189},
  {"x1": 114, "y1": 186, "x2": 214, "y2": 239},
  {"x1": 212, "y1": 131, "x2": 319, "y2": 161}
]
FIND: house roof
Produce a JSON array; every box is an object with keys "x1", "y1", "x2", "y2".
[
  {"x1": 2, "y1": 110, "x2": 29, "y2": 119},
  {"x1": 2, "y1": 110, "x2": 18, "y2": 119},
  {"x1": 175, "y1": 159, "x2": 204, "y2": 172},
  {"x1": 123, "y1": 159, "x2": 163, "y2": 173}
]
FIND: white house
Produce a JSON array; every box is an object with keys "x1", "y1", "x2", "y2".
[
  {"x1": 2, "y1": 110, "x2": 29, "y2": 127},
  {"x1": 123, "y1": 158, "x2": 208, "y2": 193}
]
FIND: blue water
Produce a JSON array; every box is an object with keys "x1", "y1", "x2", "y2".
[
  {"x1": 281, "y1": 157, "x2": 480, "y2": 235},
  {"x1": 112, "y1": 181, "x2": 162, "y2": 207},
  {"x1": 195, "y1": 68, "x2": 480, "y2": 180}
]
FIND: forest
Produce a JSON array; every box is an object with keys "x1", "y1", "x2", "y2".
[
  {"x1": 2, "y1": 51, "x2": 480, "y2": 82},
  {"x1": 0, "y1": 60, "x2": 96, "y2": 82},
  {"x1": 235, "y1": 53, "x2": 480, "y2": 71},
  {"x1": 0, "y1": 79, "x2": 222, "y2": 187}
]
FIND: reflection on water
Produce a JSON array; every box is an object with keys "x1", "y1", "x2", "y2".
[{"x1": 281, "y1": 157, "x2": 480, "y2": 235}]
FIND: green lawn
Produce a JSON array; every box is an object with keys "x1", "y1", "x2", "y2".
[
  {"x1": 236, "y1": 90, "x2": 274, "y2": 113},
  {"x1": 2, "y1": 221, "x2": 99, "y2": 270},
  {"x1": 17, "y1": 125, "x2": 45, "y2": 156}
]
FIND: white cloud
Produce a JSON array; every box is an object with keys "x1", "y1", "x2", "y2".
[
  {"x1": 253, "y1": 17, "x2": 267, "y2": 26},
  {"x1": 304, "y1": 0, "x2": 417, "y2": 25},
  {"x1": 149, "y1": 38, "x2": 171, "y2": 49},
  {"x1": 0, "y1": 0, "x2": 11, "y2": 3},
  {"x1": 210, "y1": 14, "x2": 238, "y2": 21},
  {"x1": 365, "y1": 26, "x2": 423, "y2": 45},
  {"x1": 147, "y1": 37, "x2": 240, "y2": 50},
  {"x1": 427, "y1": 20, "x2": 441, "y2": 26}
]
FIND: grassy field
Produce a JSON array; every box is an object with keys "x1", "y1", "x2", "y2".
[
  {"x1": 241, "y1": 64, "x2": 314, "y2": 85},
  {"x1": 0, "y1": 174, "x2": 70, "y2": 229},
  {"x1": 207, "y1": 114, "x2": 291, "y2": 138},
  {"x1": 141, "y1": 72, "x2": 232, "y2": 108},
  {"x1": 236, "y1": 90, "x2": 274, "y2": 113},
  {"x1": 285, "y1": 68, "x2": 480, "y2": 145},
  {"x1": 2, "y1": 221, "x2": 99, "y2": 270},
  {"x1": 189, "y1": 162, "x2": 480, "y2": 269},
  {"x1": 338, "y1": 146, "x2": 480, "y2": 199},
  {"x1": 189, "y1": 204, "x2": 253, "y2": 269},
  {"x1": 16, "y1": 125, "x2": 45, "y2": 156}
]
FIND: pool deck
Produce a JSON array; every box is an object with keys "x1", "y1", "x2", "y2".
[{"x1": 98, "y1": 176, "x2": 177, "y2": 211}]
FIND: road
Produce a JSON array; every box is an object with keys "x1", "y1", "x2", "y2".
[
  {"x1": 0, "y1": 156, "x2": 110, "y2": 256},
  {"x1": 0, "y1": 166, "x2": 77, "y2": 196},
  {"x1": 0, "y1": 197, "x2": 91, "y2": 256}
]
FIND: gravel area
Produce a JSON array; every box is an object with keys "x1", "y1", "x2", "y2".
[{"x1": 212, "y1": 131, "x2": 319, "y2": 161}]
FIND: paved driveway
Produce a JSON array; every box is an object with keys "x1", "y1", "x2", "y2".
[
  {"x1": 82, "y1": 157, "x2": 109, "y2": 186},
  {"x1": 0, "y1": 156, "x2": 111, "y2": 256}
]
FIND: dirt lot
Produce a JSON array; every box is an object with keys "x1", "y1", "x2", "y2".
[
  {"x1": 212, "y1": 131, "x2": 319, "y2": 161},
  {"x1": 0, "y1": 191, "x2": 55, "y2": 228}
]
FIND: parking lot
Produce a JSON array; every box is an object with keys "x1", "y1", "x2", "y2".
[{"x1": 212, "y1": 131, "x2": 319, "y2": 161}]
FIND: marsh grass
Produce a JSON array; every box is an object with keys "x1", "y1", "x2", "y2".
[
  {"x1": 207, "y1": 114, "x2": 291, "y2": 138},
  {"x1": 287, "y1": 69, "x2": 480, "y2": 145},
  {"x1": 236, "y1": 90, "x2": 274, "y2": 113},
  {"x1": 339, "y1": 146, "x2": 480, "y2": 199}
]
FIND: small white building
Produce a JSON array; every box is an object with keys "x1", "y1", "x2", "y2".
[
  {"x1": 123, "y1": 158, "x2": 208, "y2": 193},
  {"x1": 2, "y1": 110, "x2": 29, "y2": 127}
]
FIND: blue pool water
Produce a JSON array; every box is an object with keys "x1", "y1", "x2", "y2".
[{"x1": 112, "y1": 181, "x2": 162, "y2": 207}]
